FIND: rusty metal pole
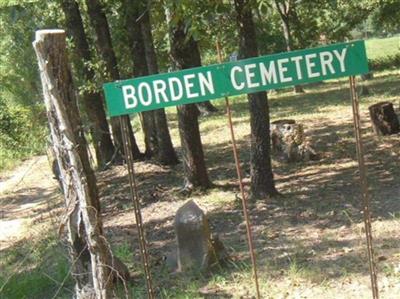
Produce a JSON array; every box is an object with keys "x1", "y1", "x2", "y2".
[
  {"x1": 216, "y1": 40, "x2": 261, "y2": 299},
  {"x1": 349, "y1": 76, "x2": 379, "y2": 299},
  {"x1": 119, "y1": 116, "x2": 155, "y2": 299}
]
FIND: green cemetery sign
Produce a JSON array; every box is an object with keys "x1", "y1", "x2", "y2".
[{"x1": 103, "y1": 40, "x2": 368, "y2": 117}]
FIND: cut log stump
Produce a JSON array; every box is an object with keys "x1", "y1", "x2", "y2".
[
  {"x1": 368, "y1": 101, "x2": 400, "y2": 135},
  {"x1": 270, "y1": 119, "x2": 318, "y2": 162}
]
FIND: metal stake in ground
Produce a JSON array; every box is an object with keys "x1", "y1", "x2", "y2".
[
  {"x1": 349, "y1": 76, "x2": 379, "y2": 299},
  {"x1": 119, "y1": 116, "x2": 155, "y2": 299},
  {"x1": 216, "y1": 39, "x2": 261, "y2": 299}
]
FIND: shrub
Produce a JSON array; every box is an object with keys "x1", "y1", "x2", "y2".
[
  {"x1": 368, "y1": 53, "x2": 400, "y2": 71},
  {"x1": 0, "y1": 100, "x2": 47, "y2": 170}
]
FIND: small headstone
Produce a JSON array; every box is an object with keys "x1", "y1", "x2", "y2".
[
  {"x1": 174, "y1": 200, "x2": 226, "y2": 272},
  {"x1": 175, "y1": 200, "x2": 212, "y2": 272}
]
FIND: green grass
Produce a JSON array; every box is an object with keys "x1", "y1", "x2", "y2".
[
  {"x1": 365, "y1": 36, "x2": 400, "y2": 60},
  {"x1": 365, "y1": 36, "x2": 400, "y2": 71},
  {"x1": 0, "y1": 233, "x2": 73, "y2": 299},
  {"x1": 114, "y1": 241, "x2": 134, "y2": 264},
  {"x1": 0, "y1": 145, "x2": 44, "y2": 172}
]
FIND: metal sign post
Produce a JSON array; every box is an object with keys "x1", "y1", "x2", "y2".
[
  {"x1": 119, "y1": 116, "x2": 155, "y2": 299},
  {"x1": 349, "y1": 76, "x2": 379, "y2": 299},
  {"x1": 216, "y1": 40, "x2": 261, "y2": 299}
]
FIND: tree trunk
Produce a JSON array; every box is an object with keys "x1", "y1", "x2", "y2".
[
  {"x1": 276, "y1": 2, "x2": 292, "y2": 53},
  {"x1": 169, "y1": 15, "x2": 210, "y2": 190},
  {"x1": 33, "y1": 29, "x2": 117, "y2": 298},
  {"x1": 84, "y1": 0, "x2": 142, "y2": 161},
  {"x1": 293, "y1": 84, "x2": 304, "y2": 93},
  {"x1": 60, "y1": 0, "x2": 115, "y2": 168},
  {"x1": 368, "y1": 101, "x2": 400, "y2": 135},
  {"x1": 361, "y1": 72, "x2": 374, "y2": 81},
  {"x1": 141, "y1": 8, "x2": 178, "y2": 165},
  {"x1": 234, "y1": 0, "x2": 278, "y2": 199},
  {"x1": 275, "y1": 0, "x2": 304, "y2": 94},
  {"x1": 122, "y1": 0, "x2": 157, "y2": 158},
  {"x1": 360, "y1": 85, "x2": 370, "y2": 96},
  {"x1": 196, "y1": 101, "x2": 219, "y2": 116}
]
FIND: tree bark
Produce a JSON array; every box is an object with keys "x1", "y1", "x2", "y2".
[
  {"x1": 140, "y1": 8, "x2": 178, "y2": 165},
  {"x1": 168, "y1": 15, "x2": 210, "y2": 190},
  {"x1": 84, "y1": 0, "x2": 142, "y2": 160},
  {"x1": 122, "y1": 0, "x2": 157, "y2": 158},
  {"x1": 275, "y1": 1, "x2": 292, "y2": 53},
  {"x1": 196, "y1": 101, "x2": 219, "y2": 116},
  {"x1": 33, "y1": 29, "x2": 116, "y2": 298},
  {"x1": 275, "y1": 0, "x2": 304, "y2": 94},
  {"x1": 234, "y1": 0, "x2": 278, "y2": 199},
  {"x1": 60, "y1": 0, "x2": 115, "y2": 168}
]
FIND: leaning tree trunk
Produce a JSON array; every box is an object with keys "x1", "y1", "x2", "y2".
[
  {"x1": 33, "y1": 30, "x2": 115, "y2": 298},
  {"x1": 122, "y1": 0, "x2": 157, "y2": 158},
  {"x1": 235, "y1": 0, "x2": 278, "y2": 199},
  {"x1": 60, "y1": 0, "x2": 115, "y2": 168},
  {"x1": 84, "y1": 0, "x2": 142, "y2": 161},
  {"x1": 368, "y1": 101, "x2": 400, "y2": 135},
  {"x1": 169, "y1": 15, "x2": 210, "y2": 190},
  {"x1": 140, "y1": 8, "x2": 178, "y2": 165}
]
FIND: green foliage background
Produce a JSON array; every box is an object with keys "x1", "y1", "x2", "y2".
[
  {"x1": 0, "y1": 3, "x2": 58, "y2": 170},
  {"x1": 0, "y1": 0, "x2": 399, "y2": 171}
]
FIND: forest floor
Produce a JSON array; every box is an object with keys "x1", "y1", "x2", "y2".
[{"x1": 0, "y1": 70, "x2": 399, "y2": 298}]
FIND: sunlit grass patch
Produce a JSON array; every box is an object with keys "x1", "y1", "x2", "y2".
[
  {"x1": 0, "y1": 232, "x2": 72, "y2": 299},
  {"x1": 366, "y1": 36, "x2": 400, "y2": 60}
]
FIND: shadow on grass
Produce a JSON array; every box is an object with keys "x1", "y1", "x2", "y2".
[{"x1": 0, "y1": 187, "x2": 62, "y2": 222}]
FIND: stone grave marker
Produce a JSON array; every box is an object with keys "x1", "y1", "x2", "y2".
[{"x1": 174, "y1": 200, "x2": 226, "y2": 272}]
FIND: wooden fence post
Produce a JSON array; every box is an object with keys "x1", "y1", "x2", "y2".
[{"x1": 33, "y1": 29, "x2": 115, "y2": 299}]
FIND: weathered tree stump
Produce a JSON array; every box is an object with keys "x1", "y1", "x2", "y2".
[
  {"x1": 271, "y1": 119, "x2": 318, "y2": 162},
  {"x1": 368, "y1": 101, "x2": 400, "y2": 135},
  {"x1": 174, "y1": 200, "x2": 226, "y2": 272}
]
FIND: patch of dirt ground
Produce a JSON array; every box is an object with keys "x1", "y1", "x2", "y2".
[{"x1": 0, "y1": 156, "x2": 61, "y2": 251}]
